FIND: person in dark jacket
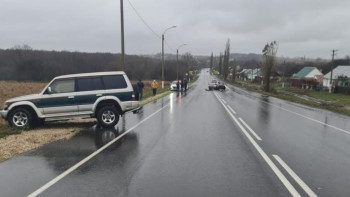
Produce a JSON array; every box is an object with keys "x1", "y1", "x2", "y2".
[
  {"x1": 183, "y1": 78, "x2": 188, "y2": 92},
  {"x1": 181, "y1": 80, "x2": 184, "y2": 92},
  {"x1": 176, "y1": 80, "x2": 180, "y2": 92},
  {"x1": 137, "y1": 80, "x2": 144, "y2": 99}
]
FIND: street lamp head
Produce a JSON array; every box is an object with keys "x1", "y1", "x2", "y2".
[
  {"x1": 163, "y1": 25, "x2": 177, "y2": 34},
  {"x1": 177, "y1": 43, "x2": 187, "y2": 50}
]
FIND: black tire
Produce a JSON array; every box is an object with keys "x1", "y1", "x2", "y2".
[
  {"x1": 8, "y1": 108, "x2": 36, "y2": 129},
  {"x1": 96, "y1": 106, "x2": 120, "y2": 128}
]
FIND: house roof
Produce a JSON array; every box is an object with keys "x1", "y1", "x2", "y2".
[
  {"x1": 324, "y1": 65, "x2": 350, "y2": 79},
  {"x1": 294, "y1": 67, "x2": 317, "y2": 78}
]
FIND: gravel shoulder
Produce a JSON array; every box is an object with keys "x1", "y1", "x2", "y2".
[{"x1": 0, "y1": 120, "x2": 95, "y2": 162}]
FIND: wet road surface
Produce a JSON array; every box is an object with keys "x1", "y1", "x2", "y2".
[{"x1": 1, "y1": 69, "x2": 350, "y2": 197}]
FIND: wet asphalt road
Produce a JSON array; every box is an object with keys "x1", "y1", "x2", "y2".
[{"x1": 1, "y1": 69, "x2": 350, "y2": 197}]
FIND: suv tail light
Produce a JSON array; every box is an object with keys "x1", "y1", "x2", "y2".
[{"x1": 132, "y1": 94, "x2": 135, "y2": 101}]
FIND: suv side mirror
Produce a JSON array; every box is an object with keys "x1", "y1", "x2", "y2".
[{"x1": 47, "y1": 87, "x2": 52, "y2": 94}]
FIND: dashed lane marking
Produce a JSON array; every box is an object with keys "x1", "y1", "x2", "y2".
[
  {"x1": 273, "y1": 155, "x2": 317, "y2": 197},
  {"x1": 227, "y1": 105, "x2": 237, "y2": 114},
  {"x1": 239, "y1": 117, "x2": 262, "y2": 141},
  {"x1": 214, "y1": 92, "x2": 301, "y2": 197}
]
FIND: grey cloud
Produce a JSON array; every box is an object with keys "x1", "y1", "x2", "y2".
[{"x1": 1, "y1": 0, "x2": 350, "y2": 58}]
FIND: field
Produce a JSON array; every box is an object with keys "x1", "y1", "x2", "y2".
[{"x1": 0, "y1": 81, "x2": 47, "y2": 125}]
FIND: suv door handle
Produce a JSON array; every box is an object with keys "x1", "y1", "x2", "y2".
[
  {"x1": 96, "y1": 94, "x2": 102, "y2": 97},
  {"x1": 68, "y1": 96, "x2": 75, "y2": 99}
]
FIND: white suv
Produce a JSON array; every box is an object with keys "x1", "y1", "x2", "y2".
[{"x1": 1, "y1": 71, "x2": 140, "y2": 128}]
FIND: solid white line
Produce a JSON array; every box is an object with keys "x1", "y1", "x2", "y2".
[
  {"x1": 221, "y1": 99, "x2": 227, "y2": 104},
  {"x1": 257, "y1": 97, "x2": 350, "y2": 135},
  {"x1": 273, "y1": 155, "x2": 317, "y2": 197},
  {"x1": 214, "y1": 92, "x2": 301, "y2": 197},
  {"x1": 28, "y1": 104, "x2": 169, "y2": 197},
  {"x1": 227, "y1": 105, "x2": 237, "y2": 114},
  {"x1": 239, "y1": 118, "x2": 262, "y2": 141},
  {"x1": 230, "y1": 85, "x2": 349, "y2": 135},
  {"x1": 275, "y1": 104, "x2": 350, "y2": 135}
]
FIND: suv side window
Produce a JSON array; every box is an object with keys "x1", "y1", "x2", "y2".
[
  {"x1": 77, "y1": 77, "x2": 103, "y2": 92},
  {"x1": 103, "y1": 75, "x2": 127, "y2": 89},
  {"x1": 50, "y1": 79, "x2": 75, "y2": 94}
]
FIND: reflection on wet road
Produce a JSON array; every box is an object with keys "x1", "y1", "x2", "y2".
[{"x1": 1, "y1": 69, "x2": 350, "y2": 197}]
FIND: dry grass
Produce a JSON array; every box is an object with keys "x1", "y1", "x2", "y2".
[
  {"x1": 0, "y1": 81, "x2": 47, "y2": 125},
  {"x1": 0, "y1": 120, "x2": 95, "y2": 161}
]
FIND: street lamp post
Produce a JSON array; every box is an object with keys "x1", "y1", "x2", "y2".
[
  {"x1": 176, "y1": 44, "x2": 187, "y2": 80},
  {"x1": 161, "y1": 25, "x2": 176, "y2": 88}
]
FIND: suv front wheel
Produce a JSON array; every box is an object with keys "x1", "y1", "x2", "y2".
[
  {"x1": 8, "y1": 108, "x2": 35, "y2": 129},
  {"x1": 97, "y1": 106, "x2": 120, "y2": 128}
]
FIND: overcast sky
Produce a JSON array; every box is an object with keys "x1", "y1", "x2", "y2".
[{"x1": 1, "y1": 0, "x2": 350, "y2": 59}]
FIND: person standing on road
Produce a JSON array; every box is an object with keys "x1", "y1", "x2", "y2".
[
  {"x1": 176, "y1": 80, "x2": 180, "y2": 92},
  {"x1": 151, "y1": 80, "x2": 158, "y2": 96},
  {"x1": 137, "y1": 79, "x2": 144, "y2": 99},
  {"x1": 180, "y1": 80, "x2": 184, "y2": 92},
  {"x1": 183, "y1": 78, "x2": 188, "y2": 92}
]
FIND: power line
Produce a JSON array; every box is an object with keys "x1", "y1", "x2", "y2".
[
  {"x1": 126, "y1": 0, "x2": 175, "y2": 52},
  {"x1": 164, "y1": 41, "x2": 175, "y2": 52},
  {"x1": 126, "y1": 0, "x2": 161, "y2": 39}
]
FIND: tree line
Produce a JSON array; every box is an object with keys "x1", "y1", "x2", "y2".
[{"x1": 0, "y1": 47, "x2": 198, "y2": 82}]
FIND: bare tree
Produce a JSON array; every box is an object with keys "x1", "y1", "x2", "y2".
[
  {"x1": 262, "y1": 41, "x2": 278, "y2": 92},
  {"x1": 218, "y1": 53, "x2": 223, "y2": 75},
  {"x1": 210, "y1": 52, "x2": 213, "y2": 70},
  {"x1": 231, "y1": 59, "x2": 237, "y2": 82},
  {"x1": 223, "y1": 39, "x2": 230, "y2": 80}
]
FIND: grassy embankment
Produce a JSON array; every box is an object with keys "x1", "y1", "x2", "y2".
[{"x1": 213, "y1": 73, "x2": 350, "y2": 116}]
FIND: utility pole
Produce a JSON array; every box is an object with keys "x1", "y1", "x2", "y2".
[
  {"x1": 161, "y1": 26, "x2": 176, "y2": 88},
  {"x1": 161, "y1": 34, "x2": 164, "y2": 87},
  {"x1": 120, "y1": 0, "x2": 125, "y2": 71},
  {"x1": 329, "y1": 49, "x2": 337, "y2": 93},
  {"x1": 176, "y1": 48, "x2": 179, "y2": 80},
  {"x1": 176, "y1": 44, "x2": 187, "y2": 80}
]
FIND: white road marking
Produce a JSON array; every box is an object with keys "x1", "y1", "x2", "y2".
[
  {"x1": 273, "y1": 155, "x2": 317, "y2": 197},
  {"x1": 268, "y1": 102, "x2": 350, "y2": 135},
  {"x1": 230, "y1": 85, "x2": 349, "y2": 135},
  {"x1": 28, "y1": 104, "x2": 169, "y2": 197},
  {"x1": 221, "y1": 99, "x2": 227, "y2": 104},
  {"x1": 214, "y1": 92, "x2": 301, "y2": 197},
  {"x1": 239, "y1": 118, "x2": 262, "y2": 141},
  {"x1": 227, "y1": 105, "x2": 237, "y2": 114}
]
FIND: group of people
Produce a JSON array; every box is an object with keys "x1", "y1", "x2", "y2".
[
  {"x1": 176, "y1": 78, "x2": 188, "y2": 92},
  {"x1": 134, "y1": 80, "x2": 158, "y2": 99},
  {"x1": 135, "y1": 78, "x2": 188, "y2": 100}
]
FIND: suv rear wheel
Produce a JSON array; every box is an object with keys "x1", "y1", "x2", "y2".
[
  {"x1": 8, "y1": 108, "x2": 35, "y2": 129},
  {"x1": 97, "y1": 106, "x2": 120, "y2": 128}
]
